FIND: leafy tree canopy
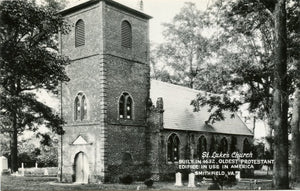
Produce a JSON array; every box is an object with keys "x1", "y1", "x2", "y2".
[
  {"x1": 0, "y1": 0, "x2": 70, "y2": 171},
  {"x1": 154, "y1": 2, "x2": 210, "y2": 89},
  {"x1": 0, "y1": 0, "x2": 70, "y2": 134},
  {"x1": 191, "y1": 0, "x2": 299, "y2": 124}
]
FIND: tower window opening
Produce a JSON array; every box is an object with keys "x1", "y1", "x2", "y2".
[
  {"x1": 119, "y1": 92, "x2": 133, "y2": 119},
  {"x1": 74, "y1": 92, "x2": 88, "y2": 121},
  {"x1": 75, "y1": 19, "x2": 85, "y2": 47},
  {"x1": 121, "y1": 20, "x2": 132, "y2": 48}
]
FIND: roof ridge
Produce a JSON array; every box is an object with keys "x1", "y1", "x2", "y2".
[
  {"x1": 151, "y1": 79, "x2": 221, "y2": 97},
  {"x1": 60, "y1": 0, "x2": 152, "y2": 19},
  {"x1": 151, "y1": 79, "x2": 204, "y2": 94}
]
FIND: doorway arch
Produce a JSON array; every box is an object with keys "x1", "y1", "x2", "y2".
[{"x1": 74, "y1": 152, "x2": 89, "y2": 183}]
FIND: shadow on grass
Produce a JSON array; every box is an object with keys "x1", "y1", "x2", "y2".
[{"x1": 1, "y1": 175, "x2": 276, "y2": 190}]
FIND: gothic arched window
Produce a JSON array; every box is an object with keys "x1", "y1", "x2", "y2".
[
  {"x1": 220, "y1": 137, "x2": 228, "y2": 153},
  {"x1": 121, "y1": 20, "x2": 132, "y2": 48},
  {"x1": 167, "y1": 134, "x2": 180, "y2": 162},
  {"x1": 243, "y1": 138, "x2": 251, "y2": 153},
  {"x1": 74, "y1": 92, "x2": 87, "y2": 121},
  {"x1": 197, "y1": 136, "x2": 207, "y2": 159},
  {"x1": 75, "y1": 19, "x2": 85, "y2": 47},
  {"x1": 230, "y1": 136, "x2": 238, "y2": 153},
  {"x1": 119, "y1": 92, "x2": 133, "y2": 119},
  {"x1": 209, "y1": 135, "x2": 216, "y2": 153}
]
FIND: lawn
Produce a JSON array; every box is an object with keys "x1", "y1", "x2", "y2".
[
  {"x1": 1, "y1": 176, "x2": 210, "y2": 191},
  {"x1": 0, "y1": 170, "x2": 279, "y2": 191}
]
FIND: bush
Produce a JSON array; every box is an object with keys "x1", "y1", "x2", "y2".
[
  {"x1": 208, "y1": 182, "x2": 221, "y2": 190},
  {"x1": 144, "y1": 178, "x2": 153, "y2": 187},
  {"x1": 119, "y1": 175, "x2": 133, "y2": 184}
]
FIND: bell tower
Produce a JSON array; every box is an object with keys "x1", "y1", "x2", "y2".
[{"x1": 59, "y1": 0, "x2": 152, "y2": 183}]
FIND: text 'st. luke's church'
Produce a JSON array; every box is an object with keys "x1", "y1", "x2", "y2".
[{"x1": 58, "y1": 0, "x2": 253, "y2": 183}]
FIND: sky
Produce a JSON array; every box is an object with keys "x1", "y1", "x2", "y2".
[
  {"x1": 111, "y1": 0, "x2": 266, "y2": 138},
  {"x1": 68, "y1": 0, "x2": 214, "y2": 44},
  {"x1": 111, "y1": 0, "x2": 266, "y2": 139},
  {"x1": 116, "y1": 0, "x2": 213, "y2": 43},
  {"x1": 48, "y1": 0, "x2": 265, "y2": 139}
]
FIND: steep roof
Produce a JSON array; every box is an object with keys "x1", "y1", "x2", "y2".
[
  {"x1": 150, "y1": 80, "x2": 253, "y2": 136},
  {"x1": 59, "y1": 0, "x2": 152, "y2": 19}
]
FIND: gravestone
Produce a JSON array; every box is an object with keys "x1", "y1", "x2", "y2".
[
  {"x1": 21, "y1": 162, "x2": 24, "y2": 176},
  {"x1": 174, "y1": 172, "x2": 183, "y2": 186},
  {"x1": 44, "y1": 168, "x2": 49, "y2": 176},
  {"x1": 0, "y1": 156, "x2": 8, "y2": 172},
  {"x1": 188, "y1": 172, "x2": 196, "y2": 187},
  {"x1": 235, "y1": 171, "x2": 241, "y2": 181}
]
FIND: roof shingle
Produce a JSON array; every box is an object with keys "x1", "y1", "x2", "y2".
[{"x1": 150, "y1": 80, "x2": 253, "y2": 136}]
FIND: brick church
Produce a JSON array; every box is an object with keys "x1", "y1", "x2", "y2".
[{"x1": 58, "y1": 0, "x2": 253, "y2": 183}]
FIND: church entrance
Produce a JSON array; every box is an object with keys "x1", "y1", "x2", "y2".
[{"x1": 74, "y1": 152, "x2": 89, "y2": 183}]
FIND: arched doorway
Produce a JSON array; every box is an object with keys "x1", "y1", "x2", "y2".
[{"x1": 74, "y1": 152, "x2": 89, "y2": 183}]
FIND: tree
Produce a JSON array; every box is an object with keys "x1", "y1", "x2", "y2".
[
  {"x1": 0, "y1": 133, "x2": 10, "y2": 157},
  {"x1": 288, "y1": 0, "x2": 300, "y2": 184},
  {"x1": 188, "y1": 0, "x2": 298, "y2": 188},
  {"x1": 0, "y1": 0, "x2": 70, "y2": 172},
  {"x1": 271, "y1": 0, "x2": 289, "y2": 188},
  {"x1": 195, "y1": 0, "x2": 277, "y2": 150},
  {"x1": 291, "y1": 88, "x2": 300, "y2": 183},
  {"x1": 43, "y1": 0, "x2": 67, "y2": 11},
  {"x1": 155, "y1": 2, "x2": 210, "y2": 88},
  {"x1": 149, "y1": 47, "x2": 173, "y2": 83},
  {"x1": 16, "y1": 133, "x2": 59, "y2": 168}
]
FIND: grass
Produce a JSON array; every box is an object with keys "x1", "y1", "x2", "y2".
[
  {"x1": 254, "y1": 170, "x2": 273, "y2": 179},
  {"x1": 0, "y1": 170, "x2": 276, "y2": 191},
  {"x1": 1, "y1": 176, "x2": 209, "y2": 191}
]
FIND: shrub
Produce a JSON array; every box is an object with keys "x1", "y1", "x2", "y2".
[
  {"x1": 144, "y1": 178, "x2": 153, "y2": 187},
  {"x1": 208, "y1": 182, "x2": 221, "y2": 190},
  {"x1": 119, "y1": 175, "x2": 133, "y2": 184}
]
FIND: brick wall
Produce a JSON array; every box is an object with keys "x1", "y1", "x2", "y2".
[
  {"x1": 104, "y1": 55, "x2": 149, "y2": 125},
  {"x1": 61, "y1": 2, "x2": 103, "y2": 60},
  {"x1": 103, "y1": 3, "x2": 149, "y2": 64},
  {"x1": 60, "y1": 0, "x2": 151, "y2": 183},
  {"x1": 60, "y1": 1, "x2": 106, "y2": 183},
  {"x1": 147, "y1": 100, "x2": 253, "y2": 181},
  {"x1": 102, "y1": 2, "x2": 151, "y2": 182}
]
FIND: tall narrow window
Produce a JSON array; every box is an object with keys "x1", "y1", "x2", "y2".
[
  {"x1": 81, "y1": 95, "x2": 87, "y2": 120},
  {"x1": 74, "y1": 93, "x2": 88, "y2": 121},
  {"x1": 230, "y1": 136, "x2": 238, "y2": 153},
  {"x1": 167, "y1": 138, "x2": 172, "y2": 162},
  {"x1": 167, "y1": 134, "x2": 180, "y2": 162},
  {"x1": 121, "y1": 20, "x2": 132, "y2": 48},
  {"x1": 220, "y1": 137, "x2": 228, "y2": 153},
  {"x1": 197, "y1": 136, "x2": 207, "y2": 159},
  {"x1": 126, "y1": 96, "x2": 132, "y2": 119},
  {"x1": 119, "y1": 94, "x2": 125, "y2": 119},
  {"x1": 119, "y1": 92, "x2": 133, "y2": 119},
  {"x1": 74, "y1": 96, "x2": 80, "y2": 121},
  {"x1": 75, "y1": 19, "x2": 85, "y2": 47},
  {"x1": 209, "y1": 135, "x2": 216, "y2": 153},
  {"x1": 243, "y1": 138, "x2": 251, "y2": 153}
]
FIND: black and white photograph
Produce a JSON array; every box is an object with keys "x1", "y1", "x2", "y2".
[{"x1": 0, "y1": 0, "x2": 299, "y2": 190}]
